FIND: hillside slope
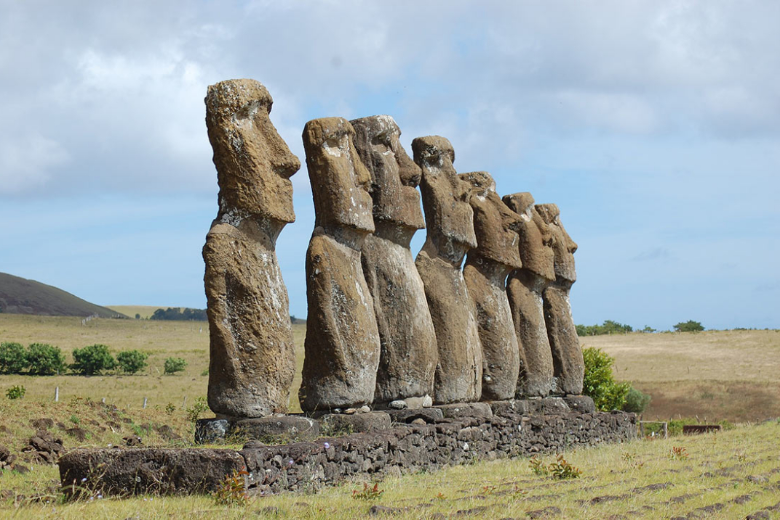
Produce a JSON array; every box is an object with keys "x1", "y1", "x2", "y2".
[{"x1": 0, "y1": 272, "x2": 125, "y2": 318}]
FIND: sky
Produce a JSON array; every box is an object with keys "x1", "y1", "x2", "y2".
[{"x1": 1, "y1": 0, "x2": 778, "y2": 331}]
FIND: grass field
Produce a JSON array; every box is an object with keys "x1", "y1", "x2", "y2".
[
  {"x1": 583, "y1": 330, "x2": 780, "y2": 423},
  {"x1": 3, "y1": 419, "x2": 780, "y2": 518},
  {"x1": 2, "y1": 315, "x2": 780, "y2": 517}
]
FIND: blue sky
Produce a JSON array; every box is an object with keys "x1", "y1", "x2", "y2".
[{"x1": 1, "y1": 1, "x2": 778, "y2": 330}]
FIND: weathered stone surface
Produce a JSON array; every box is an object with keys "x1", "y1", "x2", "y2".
[
  {"x1": 204, "y1": 79, "x2": 300, "y2": 417},
  {"x1": 233, "y1": 416, "x2": 319, "y2": 441},
  {"x1": 460, "y1": 172, "x2": 522, "y2": 401},
  {"x1": 59, "y1": 448, "x2": 245, "y2": 496},
  {"x1": 412, "y1": 136, "x2": 482, "y2": 404},
  {"x1": 321, "y1": 412, "x2": 392, "y2": 433},
  {"x1": 438, "y1": 402, "x2": 493, "y2": 420},
  {"x1": 503, "y1": 193, "x2": 555, "y2": 398},
  {"x1": 194, "y1": 418, "x2": 230, "y2": 444},
  {"x1": 537, "y1": 203, "x2": 583, "y2": 395},
  {"x1": 299, "y1": 117, "x2": 381, "y2": 411},
  {"x1": 353, "y1": 114, "x2": 437, "y2": 405},
  {"x1": 62, "y1": 411, "x2": 637, "y2": 497},
  {"x1": 22, "y1": 429, "x2": 64, "y2": 464},
  {"x1": 564, "y1": 395, "x2": 596, "y2": 414},
  {"x1": 386, "y1": 407, "x2": 444, "y2": 424}
]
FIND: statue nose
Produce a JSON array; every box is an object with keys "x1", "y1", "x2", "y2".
[{"x1": 274, "y1": 153, "x2": 301, "y2": 179}]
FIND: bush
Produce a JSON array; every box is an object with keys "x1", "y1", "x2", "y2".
[
  {"x1": 26, "y1": 343, "x2": 66, "y2": 375},
  {"x1": 164, "y1": 357, "x2": 187, "y2": 375},
  {"x1": 116, "y1": 350, "x2": 149, "y2": 374},
  {"x1": 582, "y1": 347, "x2": 630, "y2": 411},
  {"x1": 6, "y1": 385, "x2": 26, "y2": 399},
  {"x1": 674, "y1": 320, "x2": 704, "y2": 332},
  {"x1": 576, "y1": 320, "x2": 633, "y2": 336},
  {"x1": 71, "y1": 344, "x2": 116, "y2": 375},
  {"x1": 622, "y1": 386, "x2": 651, "y2": 413},
  {"x1": 0, "y1": 341, "x2": 28, "y2": 374}
]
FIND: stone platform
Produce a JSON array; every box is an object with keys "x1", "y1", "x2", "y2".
[{"x1": 60, "y1": 399, "x2": 635, "y2": 497}]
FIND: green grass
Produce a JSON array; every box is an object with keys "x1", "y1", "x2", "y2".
[{"x1": 2, "y1": 421, "x2": 779, "y2": 518}]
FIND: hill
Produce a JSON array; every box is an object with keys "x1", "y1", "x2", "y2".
[{"x1": 0, "y1": 272, "x2": 125, "y2": 318}]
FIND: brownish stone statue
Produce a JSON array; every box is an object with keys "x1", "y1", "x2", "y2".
[
  {"x1": 203, "y1": 79, "x2": 300, "y2": 417},
  {"x1": 351, "y1": 115, "x2": 437, "y2": 405},
  {"x1": 413, "y1": 136, "x2": 482, "y2": 404},
  {"x1": 460, "y1": 172, "x2": 522, "y2": 401},
  {"x1": 503, "y1": 193, "x2": 556, "y2": 398},
  {"x1": 299, "y1": 117, "x2": 381, "y2": 412},
  {"x1": 536, "y1": 203, "x2": 583, "y2": 395}
]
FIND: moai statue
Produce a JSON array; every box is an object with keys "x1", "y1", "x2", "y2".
[
  {"x1": 413, "y1": 136, "x2": 482, "y2": 404},
  {"x1": 351, "y1": 115, "x2": 437, "y2": 405},
  {"x1": 299, "y1": 117, "x2": 381, "y2": 412},
  {"x1": 203, "y1": 79, "x2": 300, "y2": 417},
  {"x1": 536, "y1": 203, "x2": 584, "y2": 395},
  {"x1": 460, "y1": 172, "x2": 522, "y2": 401},
  {"x1": 503, "y1": 193, "x2": 556, "y2": 398}
]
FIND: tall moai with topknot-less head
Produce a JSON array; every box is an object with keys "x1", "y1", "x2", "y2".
[
  {"x1": 299, "y1": 117, "x2": 382, "y2": 412},
  {"x1": 413, "y1": 136, "x2": 483, "y2": 404},
  {"x1": 503, "y1": 193, "x2": 556, "y2": 398},
  {"x1": 203, "y1": 79, "x2": 300, "y2": 418},
  {"x1": 460, "y1": 172, "x2": 523, "y2": 401},
  {"x1": 536, "y1": 203, "x2": 583, "y2": 395},
  {"x1": 351, "y1": 116, "x2": 438, "y2": 405}
]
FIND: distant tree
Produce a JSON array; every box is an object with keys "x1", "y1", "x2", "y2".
[
  {"x1": 135, "y1": 313, "x2": 141, "y2": 320},
  {"x1": 576, "y1": 320, "x2": 633, "y2": 336},
  {"x1": 151, "y1": 307, "x2": 208, "y2": 321},
  {"x1": 582, "y1": 347, "x2": 630, "y2": 411},
  {"x1": 622, "y1": 387, "x2": 651, "y2": 413},
  {"x1": 71, "y1": 344, "x2": 116, "y2": 375},
  {"x1": 116, "y1": 350, "x2": 149, "y2": 374},
  {"x1": 0, "y1": 342, "x2": 28, "y2": 374},
  {"x1": 673, "y1": 320, "x2": 704, "y2": 333},
  {"x1": 640, "y1": 325, "x2": 656, "y2": 333},
  {"x1": 164, "y1": 357, "x2": 187, "y2": 375},
  {"x1": 26, "y1": 343, "x2": 66, "y2": 375}
]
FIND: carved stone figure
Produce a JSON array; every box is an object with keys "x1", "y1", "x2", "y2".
[
  {"x1": 413, "y1": 136, "x2": 482, "y2": 404},
  {"x1": 203, "y1": 79, "x2": 300, "y2": 418},
  {"x1": 503, "y1": 193, "x2": 556, "y2": 398},
  {"x1": 536, "y1": 203, "x2": 583, "y2": 395},
  {"x1": 299, "y1": 117, "x2": 381, "y2": 411},
  {"x1": 460, "y1": 172, "x2": 522, "y2": 401},
  {"x1": 351, "y1": 115, "x2": 437, "y2": 405}
]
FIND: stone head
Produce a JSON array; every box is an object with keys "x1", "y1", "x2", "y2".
[
  {"x1": 459, "y1": 172, "x2": 522, "y2": 269},
  {"x1": 535, "y1": 203, "x2": 577, "y2": 282},
  {"x1": 303, "y1": 117, "x2": 375, "y2": 233},
  {"x1": 411, "y1": 136, "x2": 477, "y2": 258},
  {"x1": 350, "y1": 115, "x2": 425, "y2": 232},
  {"x1": 503, "y1": 192, "x2": 556, "y2": 281},
  {"x1": 205, "y1": 79, "x2": 300, "y2": 224}
]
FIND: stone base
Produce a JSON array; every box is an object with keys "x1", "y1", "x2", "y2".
[
  {"x1": 386, "y1": 408, "x2": 444, "y2": 424},
  {"x1": 490, "y1": 397, "x2": 572, "y2": 417},
  {"x1": 563, "y1": 395, "x2": 596, "y2": 413},
  {"x1": 195, "y1": 415, "x2": 318, "y2": 444},
  {"x1": 438, "y1": 402, "x2": 493, "y2": 419},
  {"x1": 63, "y1": 410, "x2": 637, "y2": 497},
  {"x1": 320, "y1": 412, "x2": 391, "y2": 433}
]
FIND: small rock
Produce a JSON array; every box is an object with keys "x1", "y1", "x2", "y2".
[
  {"x1": 422, "y1": 395, "x2": 433, "y2": 408},
  {"x1": 411, "y1": 418, "x2": 426, "y2": 426},
  {"x1": 359, "y1": 405, "x2": 371, "y2": 413},
  {"x1": 389, "y1": 400, "x2": 407, "y2": 410},
  {"x1": 344, "y1": 408, "x2": 357, "y2": 415},
  {"x1": 123, "y1": 435, "x2": 143, "y2": 447},
  {"x1": 13, "y1": 464, "x2": 30, "y2": 474}
]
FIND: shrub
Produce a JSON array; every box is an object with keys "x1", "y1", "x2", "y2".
[
  {"x1": 674, "y1": 320, "x2": 704, "y2": 332},
  {"x1": 6, "y1": 385, "x2": 26, "y2": 399},
  {"x1": 582, "y1": 347, "x2": 630, "y2": 411},
  {"x1": 116, "y1": 350, "x2": 149, "y2": 374},
  {"x1": 26, "y1": 343, "x2": 66, "y2": 375},
  {"x1": 185, "y1": 396, "x2": 208, "y2": 423},
  {"x1": 71, "y1": 344, "x2": 116, "y2": 375},
  {"x1": 164, "y1": 357, "x2": 187, "y2": 375},
  {"x1": 0, "y1": 341, "x2": 27, "y2": 374},
  {"x1": 576, "y1": 320, "x2": 633, "y2": 336},
  {"x1": 623, "y1": 386, "x2": 651, "y2": 414}
]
